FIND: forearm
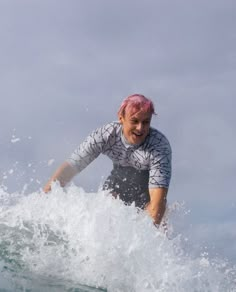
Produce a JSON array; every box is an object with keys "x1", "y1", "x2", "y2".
[
  {"x1": 43, "y1": 161, "x2": 78, "y2": 193},
  {"x1": 146, "y1": 187, "x2": 168, "y2": 225},
  {"x1": 146, "y1": 199, "x2": 166, "y2": 225}
]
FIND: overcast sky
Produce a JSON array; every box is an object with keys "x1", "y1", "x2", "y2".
[{"x1": 1, "y1": 0, "x2": 236, "y2": 224}]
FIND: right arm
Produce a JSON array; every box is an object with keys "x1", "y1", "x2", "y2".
[
  {"x1": 43, "y1": 161, "x2": 78, "y2": 193},
  {"x1": 43, "y1": 123, "x2": 113, "y2": 193}
]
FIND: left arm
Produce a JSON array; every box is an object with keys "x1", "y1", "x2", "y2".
[{"x1": 145, "y1": 187, "x2": 168, "y2": 225}]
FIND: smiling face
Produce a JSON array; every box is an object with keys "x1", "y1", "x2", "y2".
[{"x1": 119, "y1": 110, "x2": 152, "y2": 145}]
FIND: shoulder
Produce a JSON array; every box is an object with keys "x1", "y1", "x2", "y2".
[
  {"x1": 95, "y1": 121, "x2": 121, "y2": 134},
  {"x1": 91, "y1": 121, "x2": 121, "y2": 140},
  {"x1": 145, "y1": 127, "x2": 171, "y2": 152}
]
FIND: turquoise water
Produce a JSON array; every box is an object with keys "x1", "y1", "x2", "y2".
[{"x1": 0, "y1": 185, "x2": 235, "y2": 291}]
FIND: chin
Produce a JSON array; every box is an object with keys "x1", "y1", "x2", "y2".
[{"x1": 132, "y1": 137, "x2": 145, "y2": 145}]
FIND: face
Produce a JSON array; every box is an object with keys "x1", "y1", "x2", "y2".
[{"x1": 119, "y1": 110, "x2": 152, "y2": 145}]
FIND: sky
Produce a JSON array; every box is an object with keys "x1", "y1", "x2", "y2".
[{"x1": 0, "y1": 0, "x2": 236, "y2": 225}]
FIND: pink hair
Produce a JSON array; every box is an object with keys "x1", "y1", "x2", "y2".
[{"x1": 118, "y1": 94, "x2": 156, "y2": 116}]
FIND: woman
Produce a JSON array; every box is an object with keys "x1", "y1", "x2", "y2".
[{"x1": 44, "y1": 94, "x2": 172, "y2": 225}]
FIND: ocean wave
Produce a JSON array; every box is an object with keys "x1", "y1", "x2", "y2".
[{"x1": 0, "y1": 184, "x2": 235, "y2": 291}]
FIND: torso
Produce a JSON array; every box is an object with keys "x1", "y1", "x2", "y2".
[{"x1": 68, "y1": 121, "x2": 172, "y2": 189}]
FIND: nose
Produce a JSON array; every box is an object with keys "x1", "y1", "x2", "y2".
[{"x1": 136, "y1": 122, "x2": 144, "y2": 132}]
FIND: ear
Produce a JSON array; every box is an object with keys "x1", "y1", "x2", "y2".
[{"x1": 119, "y1": 114, "x2": 124, "y2": 124}]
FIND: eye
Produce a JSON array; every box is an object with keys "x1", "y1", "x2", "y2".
[{"x1": 130, "y1": 119, "x2": 138, "y2": 124}]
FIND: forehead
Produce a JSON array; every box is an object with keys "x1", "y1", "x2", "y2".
[{"x1": 126, "y1": 109, "x2": 152, "y2": 120}]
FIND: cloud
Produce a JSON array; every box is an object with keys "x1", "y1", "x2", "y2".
[{"x1": 0, "y1": 0, "x2": 235, "y2": 225}]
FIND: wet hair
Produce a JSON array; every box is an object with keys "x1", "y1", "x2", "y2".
[{"x1": 118, "y1": 94, "x2": 156, "y2": 117}]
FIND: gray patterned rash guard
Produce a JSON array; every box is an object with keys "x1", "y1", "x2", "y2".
[{"x1": 67, "y1": 121, "x2": 172, "y2": 208}]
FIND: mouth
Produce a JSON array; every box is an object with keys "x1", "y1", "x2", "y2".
[{"x1": 132, "y1": 132, "x2": 143, "y2": 137}]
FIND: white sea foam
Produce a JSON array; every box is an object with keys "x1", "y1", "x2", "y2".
[{"x1": 0, "y1": 184, "x2": 235, "y2": 292}]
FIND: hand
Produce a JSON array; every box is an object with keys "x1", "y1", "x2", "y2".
[{"x1": 43, "y1": 182, "x2": 51, "y2": 193}]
